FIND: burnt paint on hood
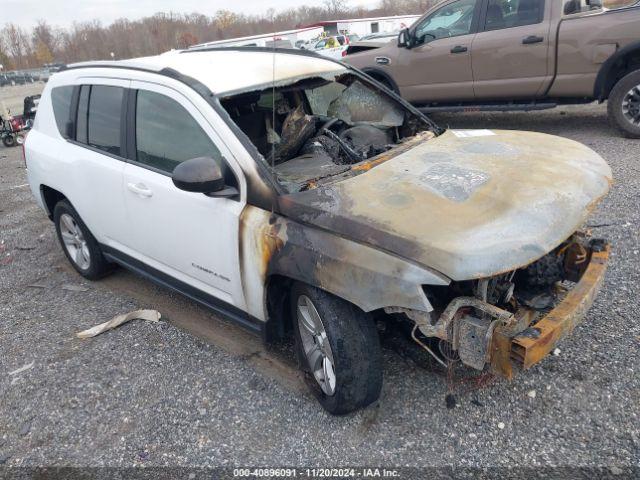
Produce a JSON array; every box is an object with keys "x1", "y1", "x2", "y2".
[{"x1": 278, "y1": 130, "x2": 612, "y2": 281}]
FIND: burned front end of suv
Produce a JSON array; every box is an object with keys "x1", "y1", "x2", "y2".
[{"x1": 220, "y1": 64, "x2": 612, "y2": 378}]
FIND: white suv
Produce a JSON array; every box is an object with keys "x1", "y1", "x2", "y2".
[{"x1": 26, "y1": 47, "x2": 612, "y2": 414}]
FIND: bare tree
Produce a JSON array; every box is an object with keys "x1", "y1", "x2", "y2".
[
  {"x1": 3, "y1": 24, "x2": 30, "y2": 68},
  {"x1": 0, "y1": 1, "x2": 434, "y2": 68},
  {"x1": 32, "y1": 20, "x2": 59, "y2": 57}
]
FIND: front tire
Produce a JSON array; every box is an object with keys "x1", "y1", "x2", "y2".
[
  {"x1": 54, "y1": 200, "x2": 112, "y2": 280},
  {"x1": 291, "y1": 283, "x2": 383, "y2": 415},
  {"x1": 608, "y1": 70, "x2": 640, "y2": 139}
]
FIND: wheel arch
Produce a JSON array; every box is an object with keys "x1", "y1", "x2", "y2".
[
  {"x1": 360, "y1": 67, "x2": 401, "y2": 94},
  {"x1": 40, "y1": 185, "x2": 68, "y2": 220},
  {"x1": 594, "y1": 41, "x2": 640, "y2": 101}
]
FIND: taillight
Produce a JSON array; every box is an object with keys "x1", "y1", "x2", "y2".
[{"x1": 342, "y1": 50, "x2": 348, "y2": 57}]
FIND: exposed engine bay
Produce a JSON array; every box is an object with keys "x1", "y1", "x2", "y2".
[
  {"x1": 220, "y1": 73, "x2": 433, "y2": 192},
  {"x1": 391, "y1": 232, "x2": 608, "y2": 375}
]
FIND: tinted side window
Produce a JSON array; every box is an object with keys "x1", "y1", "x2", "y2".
[
  {"x1": 87, "y1": 86, "x2": 124, "y2": 156},
  {"x1": 484, "y1": 0, "x2": 544, "y2": 31},
  {"x1": 51, "y1": 86, "x2": 74, "y2": 138},
  {"x1": 135, "y1": 90, "x2": 224, "y2": 175}
]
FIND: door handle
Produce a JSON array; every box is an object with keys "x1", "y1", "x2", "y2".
[
  {"x1": 127, "y1": 182, "x2": 153, "y2": 198},
  {"x1": 522, "y1": 35, "x2": 544, "y2": 45},
  {"x1": 450, "y1": 45, "x2": 468, "y2": 54}
]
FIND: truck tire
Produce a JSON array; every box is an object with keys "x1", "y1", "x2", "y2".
[
  {"x1": 54, "y1": 200, "x2": 113, "y2": 280},
  {"x1": 291, "y1": 282, "x2": 383, "y2": 415},
  {"x1": 608, "y1": 70, "x2": 640, "y2": 139}
]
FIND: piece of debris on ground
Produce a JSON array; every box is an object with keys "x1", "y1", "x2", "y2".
[{"x1": 76, "y1": 310, "x2": 162, "y2": 339}]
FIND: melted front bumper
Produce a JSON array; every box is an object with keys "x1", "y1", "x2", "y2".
[{"x1": 490, "y1": 243, "x2": 610, "y2": 378}]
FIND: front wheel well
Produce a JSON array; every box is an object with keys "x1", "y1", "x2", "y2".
[
  {"x1": 40, "y1": 185, "x2": 67, "y2": 220},
  {"x1": 265, "y1": 275, "x2": 295, "y2": 343},
  {"x1": 361, "y1": 68, "x2": 400, "y2": 94}
]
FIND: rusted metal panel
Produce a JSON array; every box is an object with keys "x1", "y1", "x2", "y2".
[
  {"x1": 278, "y1": 130, "x2": 612, "y2": 281},
  {"x1": 490, "y1": 327, "x2": 515, "y2": 379},
  {"x1": 510, "y1": 246, "x2": 610, "y2": 369}
]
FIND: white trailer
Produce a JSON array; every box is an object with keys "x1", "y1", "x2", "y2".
[
  {"x1": 317, "y1": 15, "x2": 421, "y2": 37},
  {"x1": 193, "y1": 26, "x2": 325, "y2": 49}
]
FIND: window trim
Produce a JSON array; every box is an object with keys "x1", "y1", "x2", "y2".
[
  {"x1": 479, "y1": 0, "x2": 546, "y2": 33},
  {"x1": 411, "y1": 0, "x2": 484, "y2": 46}
]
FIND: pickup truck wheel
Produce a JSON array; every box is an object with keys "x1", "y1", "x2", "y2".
[
  {"x1": 608, "y1": 70, "x2": 640, "y2": 138},
  {"x1": 291, "y1": 283, "x2": 383, "y2": 415},
  {"x1": 54, "y1": 200, "x2": 112, "y2": 280}
]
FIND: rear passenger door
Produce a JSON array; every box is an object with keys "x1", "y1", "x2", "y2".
[
  {"x1": 122, "y1": 81, "x2": 245, "y2": 308},
  {"x1": 471, "y1": 0, "x2": 551, "y2": 99},
  {"x1": 59, "y1": 79, "x2": 131, "y2": 248}
]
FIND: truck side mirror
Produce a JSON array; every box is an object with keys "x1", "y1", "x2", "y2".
[
  {"x1": 563, "y1": 0, "x2": 580, "y2": 15},
  {"x1": 398, "y1": 28, "x2": 412, "y2": 49}
]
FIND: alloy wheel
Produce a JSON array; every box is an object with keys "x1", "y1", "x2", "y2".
[
  {"x1": 622, "y1": 85, "x2": 640, "y2": 126},
  {"x1": 59, "y1": 213, "x2": 91, "y2": 270},
  {"x1": 297, "y1": 295, "x2": 337, "y2": 396}
]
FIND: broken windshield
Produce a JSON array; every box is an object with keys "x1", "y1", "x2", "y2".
[{"x1": 220, "y1": 71, "x2": 436, "y2": 193}]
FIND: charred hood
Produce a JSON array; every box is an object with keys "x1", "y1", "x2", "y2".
[{"x1": 278, "y1": 130, "x2": 612, "y2": 281}]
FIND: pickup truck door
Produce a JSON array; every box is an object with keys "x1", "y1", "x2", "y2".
[
  {"x1": 471, "y1": 0, "x2": 551, "y2": 99},
  {"x1": 121, "y1": 81, "x2": 246, "y2": 310},
  {"x1": 393, "y1": 0, "x2": 483, "y2": 103}
]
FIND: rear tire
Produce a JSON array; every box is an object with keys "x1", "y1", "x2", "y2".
[
  {"x1": 290, "y1": 283, "x2": 383, "y2": 415},
  {"x1": 54, "y1": 200, "x2": 112, "y2": 280},
  {"x1": 608, "y1": 70, "x2": 640, "y2": 139}
]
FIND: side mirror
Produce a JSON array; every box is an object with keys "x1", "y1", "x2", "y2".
[
  {"x1": 564, "y1": 0, "x2": 580, "y2": 14},
  {"x1": 172, "y1": 157, "x2": 236, "y2": 197},
  {"x1": 398, "y1": 28, "x2": 412, "y2": 49}
]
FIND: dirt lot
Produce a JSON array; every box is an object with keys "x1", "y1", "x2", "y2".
[{"x1": 1, "y1": 84, "x2": 639, "y2": 474}]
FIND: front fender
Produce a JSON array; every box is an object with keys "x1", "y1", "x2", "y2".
[{"x1": 240, "y1": 206, "x2": 449, "y2": 321}]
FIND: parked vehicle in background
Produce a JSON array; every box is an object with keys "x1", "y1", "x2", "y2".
[
  {"x1": 26, "y1": 48, "x2": 611, "y2": 414},
  {"x1": 305, "y1": 35, "x2": 351, "y2": 59},
  {"x1": 0, "y1": 74, "x2": 9, "y2": 87},
  {"x1": 4, "y1": 72, "x2": 36, "y2": 86},
  {"x1": 346, "y1": 0, "x2": 640, "y2": 137},
  {"x1": 347, "y1": 31, "x2": 401, "y2": 55}
]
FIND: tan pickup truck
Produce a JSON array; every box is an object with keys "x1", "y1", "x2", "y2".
[{"x1": 345, "y1": 0, "x2": 640, "y2": 137}]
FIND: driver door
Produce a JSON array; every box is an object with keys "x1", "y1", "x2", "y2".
[
  {"x1": 393, "y1": 0, "x2": 482, "y2": 103},
  {"x1": 122, "y1": 81, "x2": 246, "y2": 309}
]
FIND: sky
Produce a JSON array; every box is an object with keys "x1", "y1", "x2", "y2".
[{"x1": 4, "y1": 0, "x2": 382, "y2": 29}]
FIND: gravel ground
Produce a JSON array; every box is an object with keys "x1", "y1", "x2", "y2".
[{"x1": 0, "y1": 99, "x2": 639, "y2": 473}]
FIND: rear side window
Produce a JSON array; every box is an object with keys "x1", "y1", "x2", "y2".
[
  {"x1": 484, "y1": 0, "x2": 545, "y2": 31},
  {"x1": 86, "y1": 86, "x2": 124, "y2": 156},
  {"x1": 51, "y1": 86, "x2": 74, "y2": 138},
  {"x1": 135, "y1": 90, "x2": 223, "y2": 174}
]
